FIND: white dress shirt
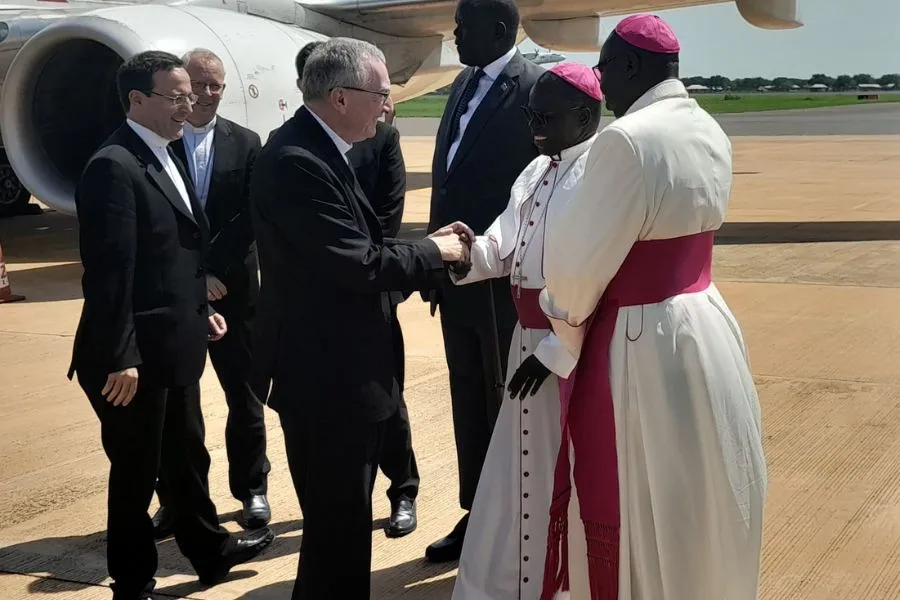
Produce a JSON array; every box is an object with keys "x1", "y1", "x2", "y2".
[
  {"x1": 126, "y1": 118, "x2": 193, "y2": 216},
  {"x1": 182, "y1": 117, "x2": 217, "y2": 209},
  {"x1": 446, "y1": 46, "x2": 517, "y2": 169},
  {"x1": 307, "y1": 107, "x2": 352, "y2": 164}
]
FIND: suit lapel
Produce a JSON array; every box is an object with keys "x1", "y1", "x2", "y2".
[
  {"x1": 447, "y1": 52, "x2": 526, "y2": 178},
  {"x1": 206, "y1": 118, "x2": 233, "y2": 221},
  {"x1": 169, "y1": 146, "x2": 209, "y2": 241}
]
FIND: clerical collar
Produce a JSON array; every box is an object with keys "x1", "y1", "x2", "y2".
[
  {"x1": 126, "y1": 118, "x2": 170, "y2": 150},
  {"x1": 550, "y1": 133, "x2": 599, "y2": 164},
  {"x1": 184, "y1": 116, "x2": 217, "y2": 135}
]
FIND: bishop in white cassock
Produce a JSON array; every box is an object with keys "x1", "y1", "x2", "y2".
[
  {"x1": 537, "y1": 16, "x2": 768, "y2": 600},
  {"x1": 443, "y1": 63, "x2": 605, "y2": 600}
]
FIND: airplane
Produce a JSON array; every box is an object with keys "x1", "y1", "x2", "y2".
[
  {"x1": 0, "y1": 0, "x2": 801, "y2": 217},
  {"x1": 523, "y1": 49, "x2": 567, "y2": 66}
]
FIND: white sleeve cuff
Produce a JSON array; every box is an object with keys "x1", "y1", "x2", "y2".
[{"x1": 533, "y1": 333, "x2": 578, "y2": 379}]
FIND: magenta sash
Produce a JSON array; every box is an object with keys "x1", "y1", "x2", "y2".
[
  {"x1": 512, "y1": 285, "x2": 552, "y2": 330},
  {"x1": 541, "y1": 231, "x2": 715, "y2": 600}
]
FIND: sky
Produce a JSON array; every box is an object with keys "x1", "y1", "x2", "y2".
[{"x1": 518, "y1": 0, "x2": 899, "y2": 79}]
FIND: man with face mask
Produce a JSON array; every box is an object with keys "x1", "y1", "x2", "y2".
[
  {"x1": 537, "y1": 15, "x2": 768, "y2": 600},
  {"x1": 148, "y1": 47, "x2": 272, "y2": 540},
  {"x1": 444, "y1": 63, "x2": 603, "y2": 600},
  {"x1": 424, "y1": 0, "x2": 544, "y2": 563}
]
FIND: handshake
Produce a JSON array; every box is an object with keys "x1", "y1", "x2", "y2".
[{"x1": 427, "y1": 221, "x2": 475, "y2": 270}]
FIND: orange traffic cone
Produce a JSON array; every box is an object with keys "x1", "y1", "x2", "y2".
[{"x1": 0, "y1": 240, "x2": 25, "y2": 304}]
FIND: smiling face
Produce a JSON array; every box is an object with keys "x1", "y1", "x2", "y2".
[
  {"x1": 185, "y1": 55, "x2": 225, "y2": 127},
  {"x1": 128, "y1": 66, "x2": 194, "y2": 141},
  {"x1": 525, "y1": 73, "x2": 598, "y2": 157}
]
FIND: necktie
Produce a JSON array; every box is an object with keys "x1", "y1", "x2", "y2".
[{"x1": 446, "y1": 68, "x2": 485, "y2": 149}]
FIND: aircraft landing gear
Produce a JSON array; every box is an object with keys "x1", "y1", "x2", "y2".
[{"x1": 0, "y1": 151, "x2": 40, "y2": 218}]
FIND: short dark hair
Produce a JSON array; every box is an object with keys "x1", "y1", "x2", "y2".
[
  {"x1": 295, "y1": 41, "x2": 325, "y2": 80},
  {"x1": 116, "y1": 50, "x2": 184, "y2": 111}
]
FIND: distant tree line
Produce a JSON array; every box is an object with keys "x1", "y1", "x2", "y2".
[
  {"x1": 427, "y1": 72, "x2": 900, "y2": 96},
  {"x1": 682, "y1": 73, "x2": 900, "y2": 91}
]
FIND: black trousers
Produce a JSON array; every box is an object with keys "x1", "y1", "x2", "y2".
[
  {"x1": 158, "y1": 300, "x2": 270, "y2": 504},
  {"x1": 78, "y1": 369, "x2": 232, "y2": 599},
  {"x1": 439, "y1": 313, "x2": 515, "y2": 511},
  {"x1": 379, "y1": 307, "x2": 419, "y2": 504},
  {"x1": 280, "y1": 409, "x2": 388, "y2": 599}
]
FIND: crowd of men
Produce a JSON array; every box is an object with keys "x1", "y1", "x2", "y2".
[{"x1": 68, "y1": 0, "x2": 769, "y2": 597}]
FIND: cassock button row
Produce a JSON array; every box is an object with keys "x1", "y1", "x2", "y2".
[
  {"x1": 524, "y1": 492, "x2": 529, "y2": 498},
  {"x1": 529, "y1": 221, "x2": 534, "y2": 226},
  {"x1": 523, "y1": 408, "x2": 529, "y2": 414},
  {"x1": 524, "y1": 472, "x2": 530, "y2": 477},
  {"x1": 523, "y1": 449, "x2": 529, "y2": 455},
  {"x1": 542, "y1": 181, "x2": 549, "y2": 186}
]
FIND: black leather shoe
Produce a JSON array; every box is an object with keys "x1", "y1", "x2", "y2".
[
  {"x1": 198, "y1": 527, "x2": 275, "y2": 586},
  {"x1": 239, "y1": 494, "x2": 271, "y2": 529},
  {"x1": 151, "y1": 505, "x2": 174, "y2": 540},
  {"x1": 425, "y1": 513, "x2": 468, "y2": 562},
  {"x1": 385, "y1": 499, "x2": 417, "y2": 538}
]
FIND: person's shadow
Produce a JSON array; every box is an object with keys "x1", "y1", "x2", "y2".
[
  {"x1": 0, "y1": 515, "x2": 304, "y2": 597},
  {"x1": 232, "y1": 556, "x2": 457, "y2": 600}
]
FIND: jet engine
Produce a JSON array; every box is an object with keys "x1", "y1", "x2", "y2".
[{"x1": 0, "y1": 5, "x2": 327, "y2": 215}]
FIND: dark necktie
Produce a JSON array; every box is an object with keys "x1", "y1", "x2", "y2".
[{"x1": 446, "y1": 68, "x2": 485, "y2": 149}]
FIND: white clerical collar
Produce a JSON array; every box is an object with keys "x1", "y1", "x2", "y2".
[
  {"x1": 479, "y1": 46, "x2": 517, "y2": 82},
  {"x1": 626, "y1": 78, "x2": 688, "y2": 116},
  {"x1": 306, "y1": 106, "x2": 353, "y2": 160},
  {"x1": 552, "y1": 133, "x2": 599, "y2": 163},
  {"x1": 184, "y1": 116, "x2": 216, "y2": 135},
  {"x1": 127, "y1": 118, "x2": 171, "y2": 150}
]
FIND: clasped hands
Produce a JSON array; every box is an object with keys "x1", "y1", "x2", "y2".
[{"x1": 427, "y1": 221, "x2": 474, "y2": 276}]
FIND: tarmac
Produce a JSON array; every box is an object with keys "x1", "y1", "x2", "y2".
[{"x1": 2, "y1": 103, "x2": 900, "y2": 599}]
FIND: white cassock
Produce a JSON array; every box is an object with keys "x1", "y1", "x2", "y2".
[
  {"x1": 450, "y1": 133, "x2": 598, "y2": 600},
  {"x1": 539, "y1": 79, "x2": 768, "y2": 600}
]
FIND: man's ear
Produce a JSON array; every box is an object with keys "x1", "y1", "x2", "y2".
[
  {"x1": 623, "y1": 51, "x2": 641, "y2": 80},
  {"x1": 494, "y1": 20, "x2": 507, "y2": 42}
]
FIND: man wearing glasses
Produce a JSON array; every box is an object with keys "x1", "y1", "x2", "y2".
[
  {"x1": 250, "y1": 37, "x2": 469, "y2": 599},
  {"x1": 68, "y1": 49, "x2": 273, "y2": 600},
  {"x1": 149, "y1": 47, "x2": 272, "y2": 540}
]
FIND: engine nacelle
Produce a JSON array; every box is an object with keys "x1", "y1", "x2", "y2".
[{"x1": 0, "y1": 5, "x2": 326, "y2": 215}]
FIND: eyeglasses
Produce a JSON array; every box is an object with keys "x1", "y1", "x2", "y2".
[
  {"x1": 191, "y1": 80, "x2": 226, "y2": 95},
  {"x1": 150, "y1": 91, "x2": 198, "y2": 107},
  {"x1": 336, "y1": 86, "x2": 391, "y2": 105},
  {"x1": 520, "y1": 105, "x2": 587, "y2": 127}
]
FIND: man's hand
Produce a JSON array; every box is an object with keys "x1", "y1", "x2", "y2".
[
  {"x1": 207, "y1": 274, "x2": 228, "y2": 301},
  {"x1": 429, "y1": 221, "x2": 475, "y2": 247},
  {"x1": 429, "y1": 234, "x2": 470, "y2": 263},
  {"x1": 102, "y1": 367, "x2": 139, "y2": 407},
  {"x1": 507, "y1": 355, "x2": 551, "y2": 400},
  {"x1": 208, "y1": 312, "x2": 227, "y2": 341}
]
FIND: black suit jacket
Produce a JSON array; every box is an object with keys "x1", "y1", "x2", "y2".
[
  {"x1": 427, "y1": 50, "x2": 542, "y2": 326},
  {"x1": 347, "y1": 120, "x2": 408, "y2": 306},
  {"x1": 172, "y1": 117, "x2": 262, "y2": 319},
  {"x1": 250, "y1": 106, "x2": 446, "y2": 423},
  {"x1": 68, "y1": 122, "x2": 212, "y2": 387}
]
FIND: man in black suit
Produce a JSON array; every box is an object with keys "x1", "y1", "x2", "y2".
[
  {"x1": 294, "y1": 41, "x2": 419, "y2": 539},
  {"x1": 250, "y1": 37, "x2": 469, "y2": 599},
  {"x1": 424, "y1": 0, "x2": 543, "y2": 562},
  {"x1": 67, "y1": 50, "x2": 273, "y2": 600},
  {"x1": 150, "y1": 48, "x2": 271, "y2": 539}
]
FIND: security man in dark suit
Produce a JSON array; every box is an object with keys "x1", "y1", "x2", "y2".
[
  {"x1": 423, "y1": 0, "x2": 543, "y2": 562},
  {"x1": 295, "y1": 41, "x2": 419, "y2": 539},
  {"x1": 250, "y1": 37, "x2": 469, "y2": 599},
  {"x1": 151, "y1": 48, "x2": 271, "y2": 539},
  {"x1": 67, "y1": 50, "x2": 273, "y2": 600}
]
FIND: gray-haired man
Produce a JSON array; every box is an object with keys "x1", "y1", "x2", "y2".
[{"x1": 249, "y1": 37, "x2": 469, "y2": 598}]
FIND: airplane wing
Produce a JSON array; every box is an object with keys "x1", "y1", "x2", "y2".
[{"x1": 0, "y1": 0, "x2": 801, "y2": 217}]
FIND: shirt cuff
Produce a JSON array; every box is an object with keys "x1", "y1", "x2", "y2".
[{"x1": 533, "y1": 334, "x2": 578, "y2": 379}]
